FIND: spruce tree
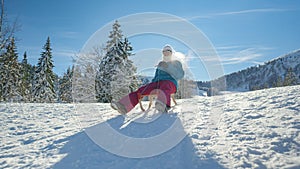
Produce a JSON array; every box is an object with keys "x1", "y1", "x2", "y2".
[
  {"x1": 105, "y1": 20, "x2": 122, "y2": 50},
  {"x1": 20, "y1": 52, "x2": 33, "y2": 102},
  {"x1": 1, "y1": 37, "x2": 21, "y2": 102},
  {"x1": 32, "y1": 37, "x2": 56, "y2": 103},
  {"x1": 122, "y1": 38, "x2": 139, "y2": 92},
  {"x1": 95, "y1": 21, "x2": 139, "y2": 102},
  {"x1": 274, "y1": 76, "x2": 283, "y2": 88},
  {"x1": 59, "y1": 66, "x2": 73, "y2": 103},
  {"x1": 107, "y1": 40, "x2": 139, "y2": 102},
  {"x1": 96, "y1": 44, "x2": 121, "y2": 103},
  {"x1": 283, "y1": 68, "x2": 297, "y2": 86}
]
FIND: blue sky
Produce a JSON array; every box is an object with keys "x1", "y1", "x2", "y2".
[{"x1": 6, "y1": 0, "x2": 300, "y2": 81}]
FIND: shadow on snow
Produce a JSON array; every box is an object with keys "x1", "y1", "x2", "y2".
[{"x1": 51, "y1": 114, "x2": 225, "y2": 169}]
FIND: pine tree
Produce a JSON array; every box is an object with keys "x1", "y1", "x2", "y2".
[
  {"x1": 105, "y1": 20, "x2": 122, "y2": 50},
  {"x1": 95, "y1": 21, "x2": 139, "y2": 102},
  {"x1": 121, "y1": 38, "x2": 139, "y2": 92},
  {"x1": 283, "y1": 68, "x2": 297, "y2": 86},
  {"x1": 59, "y1": 66, "x2": 73, "y2": 103},
  {"x1": 20, "y1": 52, "x2": 34, "y2": 102},
  {"x1": 32, "y1": 37, "x2": 56, "y2": 103},
  {"x1": 109, "y1": 40, "x2": 139, "y2": 101},
  {"x1": 273, "y1": 76, "x2": 283, "y2": 88},
  {"x1": 96, "y1": 44, "x2": 121, "y2": 103},
  {"x1": 95, "y1": 35, "x2": 139, "y2": 102},
  {"x1": 1, "y1": 37, "x2": 21, "y2": 102},
  {"x1": 95, "y1": 20, "x2": 125, "y2": 102}
]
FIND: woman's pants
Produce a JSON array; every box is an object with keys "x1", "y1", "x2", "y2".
[{"x1": 118, "y1": 80, "x2": 176, "y2": 113}]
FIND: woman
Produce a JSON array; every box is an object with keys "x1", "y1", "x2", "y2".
[{"x1": 111, "y1": 45, "x2": 184, "y2": 114}]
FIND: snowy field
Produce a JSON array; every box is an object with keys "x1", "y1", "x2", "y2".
[{"x1": 1, "y1": 85, "x2": 299, "y2": 169}]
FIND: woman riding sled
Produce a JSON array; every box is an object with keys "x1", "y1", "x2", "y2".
[{"x1": 111, "y1": 45, "x2": 185, "y2": 114}]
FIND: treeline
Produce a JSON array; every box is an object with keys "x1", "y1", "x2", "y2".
[
  {"x1": 0, "y1": 0, "x2": 72, "y2": 103},
  {"x1": 1, "y1": 19, "x2": 199, "y2": 103},
  {"x1": 0, "y1": 20, "x2": 140, "y2": 103},
  {"x1": 250, "y1": 67, "x2": 298, "y2": 91},
  {"x1": 0, "y1": 36, "x2": 73, "y2": 103}
]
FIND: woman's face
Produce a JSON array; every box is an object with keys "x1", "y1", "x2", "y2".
[
  {"x1": 162, "y1": 49, "x2": 172, "y2": 62},
  {"x1": 162, "y1": 49, "x2": 172, "y2": 57}
]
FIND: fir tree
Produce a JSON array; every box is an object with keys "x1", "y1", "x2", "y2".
[
  {"x1": 1, "y1": 37, "x2": 21, "y2": 102},
  {"x1": 20, "y1": 52, "x2": 34, "y2": 102},
  {"x1": 95, "y1": 21, "x2": 139, "y2": 102},
  {"x1": 96, "y1": 44, "x2": 121, "y2": 103},
  {"x1": 95, "y1": 35, "x2": 139, "y2": 102},
  {"x1": 59, "y1": 66, "x2": 73, "y2": 103},
  {"x1": 121, "y1": 38, "x2": 139, "y2": 92},
  {"x1": 105, "y1": 20, "x2": 122, "y2": 50},
  {"x1": 273, "y1": 76, "x2": 283, "y2": 88},
  {"x1": 109, "y1": 40, "x2": 139, "y2": 101},
  {"x1": 283, "y1": 68, "x2": 297, "y2": 86},
  {"x1": 32, "y1": 37, "x2": 56, "y2": 103}
]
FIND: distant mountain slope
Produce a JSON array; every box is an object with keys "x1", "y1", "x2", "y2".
[{"x1": 199, "y1": 49, "x2": 300, "y2": 92}]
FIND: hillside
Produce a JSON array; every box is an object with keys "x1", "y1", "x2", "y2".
[
  {"x1": 199, "y1": 49, "x2": 300, "y2": 92},
  {"x1": 1, "y1": 85, "x2": 299, "y2": 168}
]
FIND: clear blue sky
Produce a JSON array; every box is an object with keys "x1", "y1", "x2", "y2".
[{"x1": 6, "y1": 0, "x2": 300, "y2": 81}]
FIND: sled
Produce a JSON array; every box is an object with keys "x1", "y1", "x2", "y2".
[
  {"x1": 138, "y1": 93, "x2": 177, "y2": 111},
  {"x1": 120, "y1": 105, "x2": 178, "y2": 129}
]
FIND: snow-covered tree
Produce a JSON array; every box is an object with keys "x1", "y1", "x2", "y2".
[
  {"x1": 32, "y1": 37, "x2": 56, "y2": 103},
  {"x1": 105, "y1": 20, "x2": 122, "y2": 51},
  {"x1": 72, "y1": 53, "x2": 98, "y2": 103},
  {"x1": 283, "y1": 68, "x2": 297, "y2": 86},
  {"x1": 20, "y1": 52, "x2": 34, "y2": 102},
  {"x1": 94, "y1": 21, "x2": 139, "y2": 102},
  {"x1": 96, "y1": 44, "x2": 122, "y2": 102},
  {"x1": 109, "y1": 42, "x2": 139, "y2": 101},
  {"x1": 272, "y1": 76, "x2": 283, "y2": 88},
  {"x1": 0, "y1": 37, "x2": 21, "y2": 102},
  {"x1": 96, "y1": 29, "x2": 139, "y2": 103},
  {"x1": 59, "y1": 66, "x2": 73, "y2": 103},
  {"x1": 121, "y1": 38, "x2": 139, "y2": 91}
]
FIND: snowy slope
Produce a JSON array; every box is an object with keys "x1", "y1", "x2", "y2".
[
  {"x1": 1, "y1": 85, "x2": 300, "y2": 169},
  {"x1": 206, "y1": 49, "x2": 300, "y2": 92}
]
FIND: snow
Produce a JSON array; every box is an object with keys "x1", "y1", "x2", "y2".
[{"x1": 1, "y1": 85, "x2": 300, "y2": 168}]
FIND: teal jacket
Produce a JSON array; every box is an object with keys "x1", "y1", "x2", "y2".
[{"x1": 152, "y1": 60, "x2": 184, "y2": 89}]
